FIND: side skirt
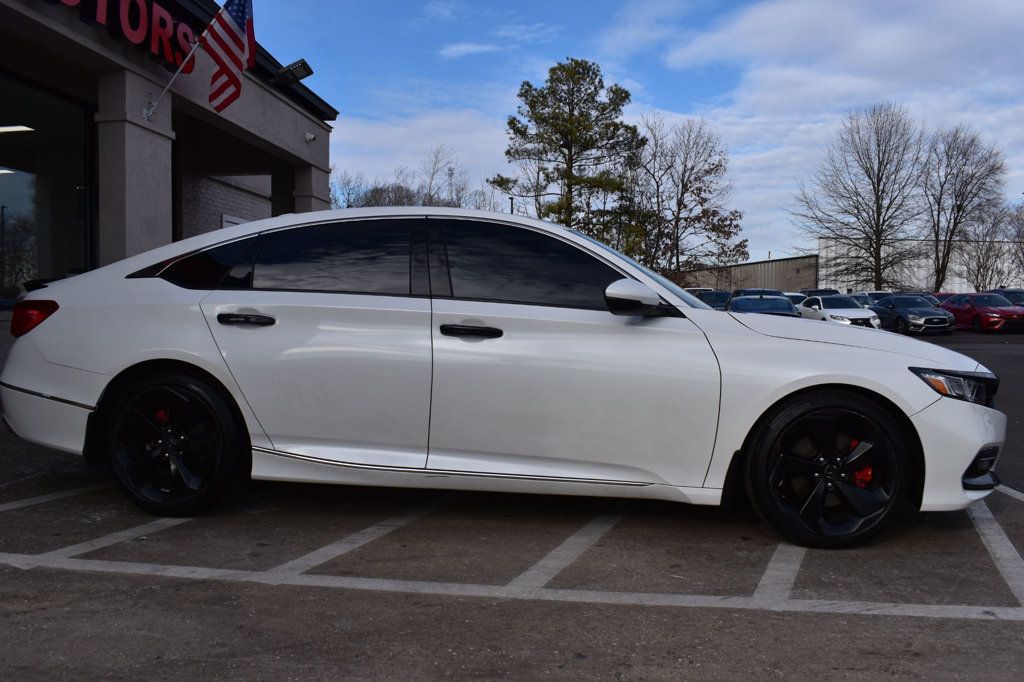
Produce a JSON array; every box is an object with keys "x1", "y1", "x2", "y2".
[{"x1": 250, "y1": 447, "x2": 723, "y2": 506}]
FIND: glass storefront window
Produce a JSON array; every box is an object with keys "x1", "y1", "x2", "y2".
[{"x1": 0, "y1": 72, "x2": 90, "y2": 302}]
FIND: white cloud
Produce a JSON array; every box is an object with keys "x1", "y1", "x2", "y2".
[
  {"x1": 493, "y1": 22, "x2": 559, "y2": 44},
  {"x1": 597, "y1": 0, "x2": 691, "y2": 58},
  {"x1": 330, "y1": 109, "x2": 508, "y2": 186},
  {"x1": 438, "y1": 42, "x2": 504, "y2": 59},
  {"x1": 627, "y1": 0, "x2": 1024, "y2": 259},
  {"x1": 423, "y1": 1, "x2": 458, "y2": 20}
]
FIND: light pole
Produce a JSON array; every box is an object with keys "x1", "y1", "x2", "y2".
[{"x1": 509, "y1": 196, "x2": 514, "y2": 214}]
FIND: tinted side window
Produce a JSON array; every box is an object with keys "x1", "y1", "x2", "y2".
[
  {"x1": 441, "y1": 220, "x2": 622, "y2": 309},
  {"x1": 253, "y1": 220, "x2": 411, "y2": 295},
  {"x1": 160, "y1": 237, "x2": 255, "y2": 289}
]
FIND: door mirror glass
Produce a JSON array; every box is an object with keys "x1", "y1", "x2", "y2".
[
  {"x1": 604, "y1": 279, "x2": 661, "y2": 316},
  {"x1": 810, "y1": 304, "x2": 821, "y2": 310}
]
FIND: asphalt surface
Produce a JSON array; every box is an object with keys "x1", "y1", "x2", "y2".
[{"x1": 1, "y1": 326, "x2": 1023, "y2": 679}]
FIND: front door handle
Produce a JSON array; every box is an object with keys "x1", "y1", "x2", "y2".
[
  {"x1": 439, "y1": 324, "x2": 503, "y2": 339},
  {"x1": 217, "y1": 313, "x2": 276, "y2": 327}
]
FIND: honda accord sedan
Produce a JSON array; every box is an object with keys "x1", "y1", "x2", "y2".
[{"x1": 0, "y1": 208, "x2": 1005, "y2": 548}]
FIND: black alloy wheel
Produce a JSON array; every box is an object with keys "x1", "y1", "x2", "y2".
[
  {"x1": 972, "y1": 316, "x2": 982, "y2": 333},
  {"x1": 894, "y1": 317, "x2": 907, "y2": 334},
  {"x1": 105, "y1": 372, "x2": 248, "y2": 515},
  {"x1": 746, "y1": 391, "x2": 907, "y2": 548}
]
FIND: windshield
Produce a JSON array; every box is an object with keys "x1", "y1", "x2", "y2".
[
  {"x1": 821, "y1": 295, "x2": 862, "y2": 309},
  {"x1": 972, "y1": 294, "x2": 1013, "y2": 306},
  {"x1": 892, "y1": 295, "x2": 931, "y2": 308},
  {"x1": 998, "y1": 291, "x2": 1024, "y2": 304},
  {"x1": 730, "y1": 297, "x2": 794, "y2": 313},
  {"x1": 737, "y1": 288, "x2": 784, "y2": 297},
  {"x1": 571, "y1": 232, "x2": 712, "y2": 309},
  {"x1": 785, "y1": 294, "x2": 806, "y2": 304},
  {"x1": 866, "y1": 292, "x2": 890, "y2": 301}
]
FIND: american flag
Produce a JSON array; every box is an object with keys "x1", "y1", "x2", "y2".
[{"x1": 199, "y1": 0, "x2": 255, "y2": 113}]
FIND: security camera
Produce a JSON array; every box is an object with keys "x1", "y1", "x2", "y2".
[{"x1": 305, "y1": 133, "x2": 317, "y2": 143}]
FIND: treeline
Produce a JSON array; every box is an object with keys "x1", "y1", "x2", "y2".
[
  {"x1": 795, "y1": 102, "x2": 1023, "y2": 291},
  {"x1": 331, "y1": 58, "x2": 748, "y2": 278}
]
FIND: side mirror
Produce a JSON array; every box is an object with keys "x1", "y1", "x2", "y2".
[
  {"x1": 605, "y1": 279, "x2": 661, "y2": 316},
  {"x1": 810, "y1": 304, "x2": 821, "y2": 310}
]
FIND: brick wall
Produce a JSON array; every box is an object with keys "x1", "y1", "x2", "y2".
[{"x1": 180, "y1": 173, "x2": 272, "y2": 238}]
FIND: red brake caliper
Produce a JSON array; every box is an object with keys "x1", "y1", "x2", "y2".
[
  {"x1": 154, "y1": 408, "x2": 171, "y2": 425},
  {"x1": 847, "y1": 438, "x2": 873, "y2": 488}
]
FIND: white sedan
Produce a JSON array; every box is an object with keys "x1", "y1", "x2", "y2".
[
  {"x1": 0, "y1": 208, "x2": 1005, "y2": 548},
  {"x1": 799, "y1": 295, "x2": 881, "y2": 328}
]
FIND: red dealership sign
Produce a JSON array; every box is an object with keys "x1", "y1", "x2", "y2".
[{"x1": 50, "y1": 0, "x2": 199, "y2": 73}]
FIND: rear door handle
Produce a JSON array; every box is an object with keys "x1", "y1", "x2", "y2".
[
  {"x1": 439, "y1": 324, "x2": 503, "y2": 339},
  {"x1": 217, "y1": 313, "x2": 276, "y2": 327}
]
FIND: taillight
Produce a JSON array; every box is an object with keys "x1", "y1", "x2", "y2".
[{"x1": 11, "y1": 300, "x2": 59, "y2": 337}]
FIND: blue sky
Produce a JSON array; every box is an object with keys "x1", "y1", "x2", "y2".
[{"x1": 254, "y1": 0, "x2": 1024, "y2": 260}]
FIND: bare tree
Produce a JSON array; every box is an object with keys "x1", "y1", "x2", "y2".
[
  {"x1": 1007, "y1": 203, "x2": 1024, "y2": 283},
  {"x1": 957, "y1": 205, "x2": 1015, "y2": 291},
  {"x1": 922, "y1": 125, "x2": 1006, "y2": 291},
  {"x1": 794, "y1": 102, "x2": 924, "y2": 290},
  {"x1": 633, "y1": 113, "x2": 747, "y2": 272}
]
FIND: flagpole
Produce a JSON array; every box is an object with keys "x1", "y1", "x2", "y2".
[{"x1": 142, "y1": 35, "x2": 206, "y2": 121}]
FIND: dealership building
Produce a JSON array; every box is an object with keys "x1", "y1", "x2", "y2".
[{"x1": 0, "y1": 0, "x2": 337, "y2": 295}]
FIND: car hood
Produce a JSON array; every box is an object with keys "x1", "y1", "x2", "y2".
[
  {"x1": 729, "y1": 312, "x2": 978, "y2": 370},
  {"x1": 976, "y1": 305, "x2": 1024, "y2": 316},
  {"x1": 894, "y1": 307, "x2": 951, "y2": 317},
  {"x1": 821, "y1": 307, "x2": 875, "y2": 317}
]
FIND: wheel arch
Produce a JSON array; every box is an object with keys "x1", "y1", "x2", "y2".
[
  {"x1": 83, "y1": 359, "x2": 252, "y2": 466},
  {"x1": 721, "y1": 383, "x2": 926, "y2": 511}
]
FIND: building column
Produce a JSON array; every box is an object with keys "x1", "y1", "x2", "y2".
[
  {"x1": 293, "y1": 165, "x2": 330, "y2": 213},
  {"x1": 94, "y1": 70, "x2": 175, "y2": 265}
]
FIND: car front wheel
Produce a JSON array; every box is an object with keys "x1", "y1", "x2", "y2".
[
  {"x1": 745, "y1": 390, "x2": 908, "y2": 548},
  {"x1": 103, "y1": 371, "x2": 249, "y2": 516}
]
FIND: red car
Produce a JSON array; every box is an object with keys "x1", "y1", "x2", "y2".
[{"x1": 941, "y1": 293, "x2": 1024, "y2": 332}]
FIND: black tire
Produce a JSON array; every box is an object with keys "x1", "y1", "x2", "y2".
[
  {"x1": 103, "y1": 371, "x2": 249, "y2": 516},
  {"x1": 894, "y1": 317, "x2": 907, "y2": 334},
  {"x1": 972, "y1": 316, "x2": 982, "y2": 333},
  {"x1": 744, "y1": 390, "x2": 909, "y2": 548}
]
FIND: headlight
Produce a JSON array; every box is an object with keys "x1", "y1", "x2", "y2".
[
  {"x1": 870, "y1": 315, "x2": 879, "y2": 322},
  {"x1": 907, "y1": 314, "x2": 923, "y2": 322},
  {"x1": 985, "y1": 313, "x2": 1001, "y2": 318},
  {"x1": 829, "y1": 314, "x2": 848, "y2": 322},
  {"x1": 909, "y1": 367, "x2": 998, "y2": 406}
]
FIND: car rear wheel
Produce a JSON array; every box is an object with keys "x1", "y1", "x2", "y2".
[
  {"x1": 745, "y1": 390, "x2": 908, "y2": 548},
  {"x1": 103, "y1": 372, "x2": 248, "y2": 516}
]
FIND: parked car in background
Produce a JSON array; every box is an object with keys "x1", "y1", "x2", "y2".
[
  {"x1": 987, "y1": 288, "x2": 1024, "y2": 306},
  {"x1": 783, "y1": 292, "x2": 807, "y2": 305},
  {"x1": 942, "y1": 293, "x2": 1024, "y2": 332},
  {"x1": 933, "y1": 292, "x2": 956, "y2": 302},
  {"x1": 799, "y1": 295, "x2": 881, "y2": 328},
  {"x1": 800, "y1": 288, "x2": 840, "y2": 296},
  {"x1": 729, "y1": 288, "x2": 786, "y2": 301},
  {"x1": 684, "y1": 287, "x2": 713, "y2": 296},
  {"x1": 850, "y1": 292, "x2": 873, "y2": 308},
  {"x1": 696, "y1": 290, "x2": 730, "y2": 310},
  {"x1": 871, "y1": 295, "x2": 954, "y2": 334},
  {"x1": 726, "y1": 295, "x2": 801, "y2": 318},
  {"x1": 854, "y1": 291, "x2": 894, "y2": 304}
]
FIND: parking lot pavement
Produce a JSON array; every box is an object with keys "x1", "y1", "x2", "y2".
[{"x1": 1, "y1": 332, "x2": 1023, "y2": 677}]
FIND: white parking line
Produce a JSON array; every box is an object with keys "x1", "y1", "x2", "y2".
[
  {"x1": 0, "y1": 482, "x2": 110, "y2": 513},
  {"x1": 968, "y1": 500, "x2": 1024, "y2": 606},
  {"x1": 268, "y1": 495, "x2": 456, "y2": 574},
  {"x1": 41, "y1": 517, "x2": 194, "y2": 559},
  {"x1": 752, "y1": 543, "x2": 807, "y2": 603},
  {"x1": 505, "y1": 509, "x2": 624, "y2": 593},
  {"x1": 998, "y1": 485, "x2": 1024, "y2": 504},
  {"x1": 2, "y1": 551, "x2": 1023, "y2": 621}
]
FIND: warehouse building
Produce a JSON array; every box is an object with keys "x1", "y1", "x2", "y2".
[{"x1": 0, "y1": 0, "x2": 337, "y2": 297}]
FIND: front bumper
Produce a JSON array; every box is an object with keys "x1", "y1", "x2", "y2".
[
  {"x1": 981, "y1": 316, "x2": 1024, "y2": 332},
  {"x1": 906, "y1": 316, "x2": 954, "y2": 333},
  {"x1": 911, "y1": 397, "x2": 1006, "y2": 511}
]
